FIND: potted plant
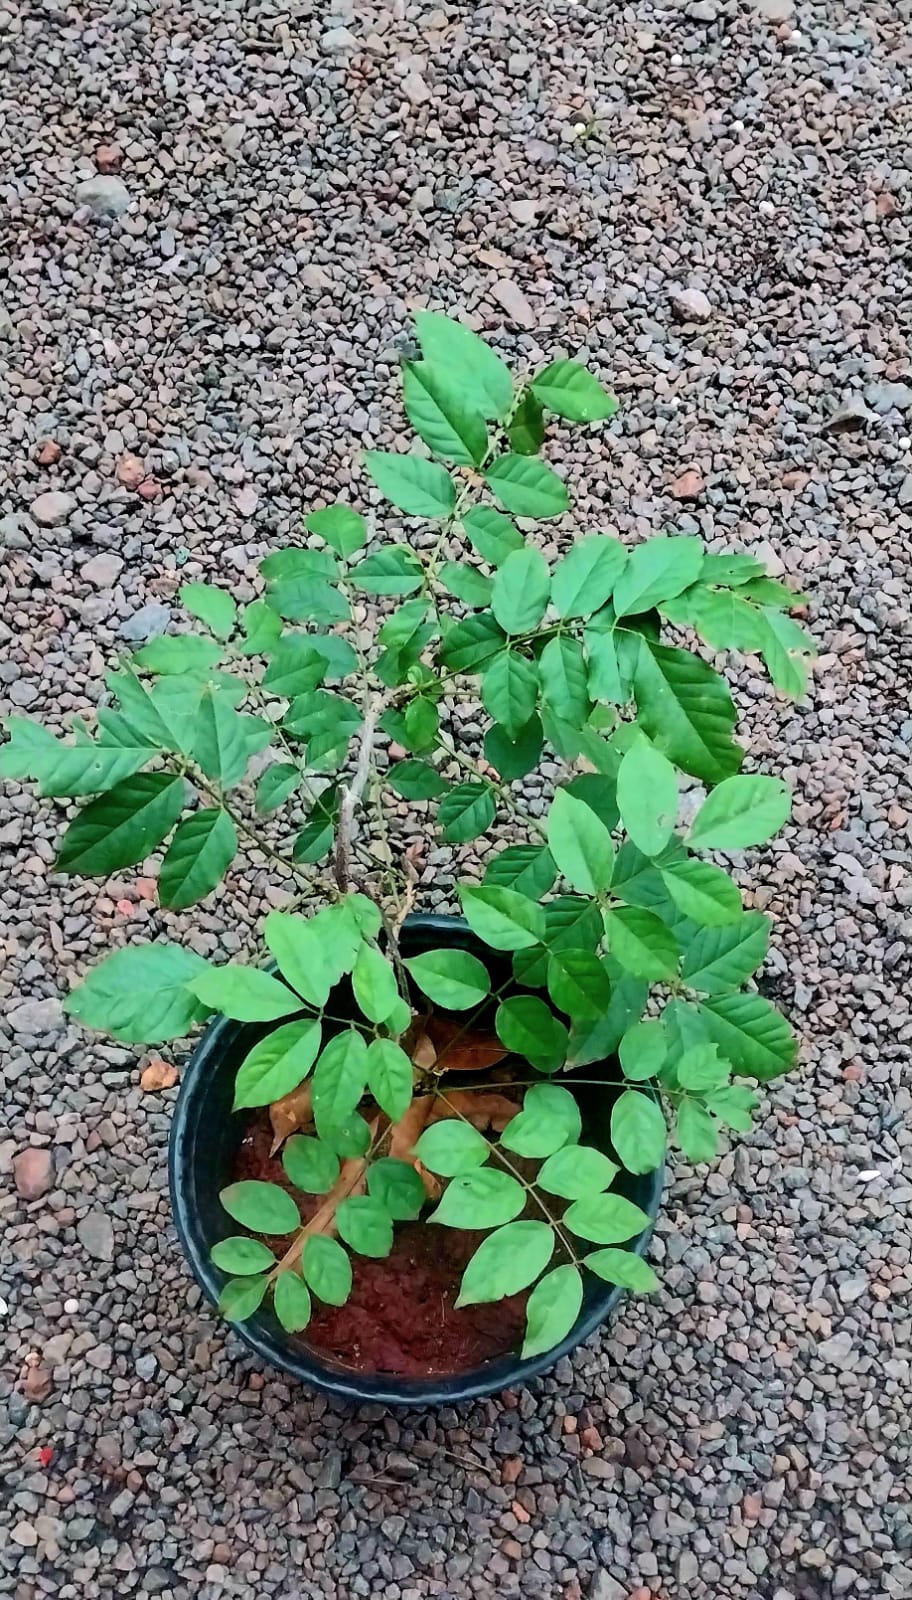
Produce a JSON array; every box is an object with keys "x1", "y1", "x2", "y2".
[{"x1": 2, "y1": 313, "x2": 814, "y2": 1405}]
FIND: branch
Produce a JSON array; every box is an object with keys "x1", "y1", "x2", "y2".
[{"x1": 333, "y1": 697, "x2": 383, "y2": 893}]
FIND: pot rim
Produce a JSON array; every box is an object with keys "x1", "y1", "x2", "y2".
[{"x1": 168, "y1": 911, "x2": 664, "y2": 1406}]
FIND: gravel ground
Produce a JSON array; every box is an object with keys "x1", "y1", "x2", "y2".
[{"x1": 2, "y1": 1, "x2": 911, "y2": 1597}]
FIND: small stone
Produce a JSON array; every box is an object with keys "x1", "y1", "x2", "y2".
[
  {"x1": 491, "y1": 279, "x2": 536, "y2": 328},
  {"x1": 221, "y1": 123, "x2": 247, "y2": 156},
  {"x1": 865, "y1": 380, "x2": 912, "y2": 413},
  {"x1": 402, "y1": 72, "x2": 430, "y2": 106},
  {"x1": 13, "y1": 1148, "x2": 54, "y2": 1199},
  {"x1": 817, "y1": 1330, "x2": 854, "y2": 1366},
  {"x1": 117, "y1": 452, "x2": 147, "y2": 488},
  {"x1": 671, "y1": 285, "x2": 713, "y2": 322},
  {"x1": 137, "y1": 476, "x2": 162, "y2": 501},
  {"x1": 321, "y1": 26, "x2": 356, "y2": 52},
  {"x1": 22, "y1": 1364, "x2": 53, "y2": 1403},
  {"x1": 670, "y1": 468, "x2": 704, "y2": 499},
  {"x1": 77, "y1": 1210, "x2": 115, "y2": 1262},
  {"x1": 755, "y1": 0, "x2": 793, "y2": 15},
  {"x1": 781, "y1": 469, "x2": 811, "y2": 492},
  {"x1": 29, "y1": 491, "x2": 74, "y2": 527},
  {"x1": 508, "y1": 200, "x2": 538, "y2": 224},
  {"x1": 36, "y1": 439, "x2": 63, "y2": 465},
  {"x1": 140, "y1": 1060, "x2": 179, "y2": 1092},
  {"x1": 12, "y1": 1522, "x2": 37, "y2": 1549},
  {"x1": 8, "y1": 997, "x2": 65, "y2": 1035},
  {"x1": 75, "y1": 174, "x2": 132, "y2": 217},
  {"x1": 94, "y1": 142, "x2": 123, "y2": 172},
  {"x1": 822, "y1": 394, "x2": 875, "y2": 433},
  {"x1": 118, "y1": 603, "x2": 172, "y2": 643},
  {"x1": 81, "y1": 552, "x2": 124, "y2": 588},
  {"x1": 590, "y1": 1577, "x2": 626, "y2": 1600}
]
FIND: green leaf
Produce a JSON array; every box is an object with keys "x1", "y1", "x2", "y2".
[
  {"x1": 676, "y1": 1044, "x2": 729, "y2": 1092},
  {"x1": 211, "y1": 1236, "x2": 275, "y2": 1275},
  {"x1": 349, "y1": 545, "x2": 424, "y2": 596},
  {"x1": 405, "y1": 948, "x2": 490, "y2": 1011},
  {"x1": 491, "y1": 547, "x2": 551, "y2": 634},
  {"x1": 456, "y1": 1221, "x2": 554, "y2": 1306},
  {"x1": 482, "y1": 651, "x2": 538, "y2": 738},
  {"x1": 403, "y1": 696, "x2": 439, "y2": 753},
  {"x1": 262, "y1": 639, "x2": 328, "y2": 699},
  {"x1": 484, "y1": 715, "x2": 543, "y2": 782},
  {"x1": 566, "y1": 773, "x2": 619, "y2": 832},
  {"x1": 234, "y1": 1019, "x2": 322, "y2": 1110},
  {"x1": 563, "y1": 1192, "x2": 653, "y2": 1244},
  {"x1": 364, "y1": 452, "x2": 456, "y2": 518},
  {"x1": 261, "y1": 547, "x2": 339, "y2": 582},
  {"x1": 314, "y1": 900, "x2": 365, "y2": 983},
  {"x1": 179, "y1": 582, "x2": 237, "y2": 640},
  {"x1": 706, "y1": 1083, "x2": 758, "y2": 1132},
  {"x1": 689, "y1": 774, "x2": 792, "y2": 851},
  {"x1": 264, "y1": 911, "x2": 331, "y2": 1007},
  {"x1": 585, "y1": 627, "x2": 625, "y2": 705},
  {"x1": 617, "y1": 738, "x2": 678, "y2": 857},
  {"x1": 697, "y1": 992, "x2": 798, "y2": 1081},
  {"x1": 317, "y1": 1110, "x2": 372, "y2": 1158},
  {"x1": 254, "y1": 763, "x2": 299, "y2": 814},
  {"x1": 462, "y1": 507, "x2": 524, "y2": 566},
  {"x1": 265, "y1": 573, "x2": 350, "y2": 626},
  {"x1": 633, "y1": 639, "x2": 742, "y2": 785},
  {"x1": 551, "y1": 536, "x2": 627, "y2": 619},
  {"x1": 303, "y1": 1235, "x2": 352, "y2": 1305},
  {"x1": 336, "y1": 1195, "x2": 394, "y2": 1257},
  {"x1": 459, "y1": 884, "x2": 546, "y2": 950},
  {"x1": 297, "y1": 633, "x2": 359, "y2": 681},
  {"x1": 274, "y1": 1270, "x2": 312, "y2": 1332},
  {"x1": 546, "y1": 949, "x2": 613, "y2": 1019},
  {"x1": 522, "y1": 1263, "x2": 584, "y2": 1358},
  {"x1": 537, "y1": 1145, "x2": 619, "y2": 1200},
  {"x1": 507, "y1": 391, "x2": 545, "y2": 455},
  {"x1": 133, "y1": 634, "x2": 223, "y2": 675},
  {"x1": 605, "y1": 907, "x2": 679, "y2": 981},
  {"x1": 220, "y1": 1179, "x2": 300, "y2": 1234},
  {"x1": 495, "y1": 995, "x2": 568, "y2": 1073},
  {"x1": 486, "y1": 455, "x2": 568, "y2": 520},
  {"x1": 284, "y1": 689, "x2": 361, "y2": 752},
  {"x1": 305, "y1": 503, "x2": 367, "y2": 558},
  {"x1": 538, "y1": 636, "x2": 590, "y2": 725},
  {"x1": 312, "y1": 1029, "x2": 369, "y2": 1132},
  {"x1": 367, "y1": 1157, "x2": 426, "y2": 1221},
  {"x1": 64, "y1": 943, "x2": 210, "y2": 1043},
  {"x1": 240, "y1": 599, "x2": 283, "y2": 655},
  {"x1": 532, "y1": 360, "x2": 618, "y2": 423},
  {"x1": 546, "y1": 787, "x2": 614, "y2": 894},
  {"x1": 403, "y1": 361, "x2": 488, "y2": 465},
  {"x1": 365, "y1": 1037, "x2": 413, "y2": 1121},
  {"x1": 431, "y1": 1167, "x2": 525, "y2": 1228},
  {"x1": 190, "y1": 965, "x2": 300, "y2": 1022},
  {"x1": 440, "y1": 560, "x2": 493, "y2": 608},
  {"x1": 158, "y1": 808, "x2": 237, "y2": 910},
  {"x1": 282, "y1": 1134, "x2": 340, "y2": 1194},
  {"x1": 388, "y1": 759, "x2": 446, "y2": 800},
  {"x1": 584, "y1": 1248, "x2": 659, "y2": 1292},
  {"x1": 566, "y1": 968, "x2": 649, "y2": 1068},
  {"x1": 438, "y1": 613, "x2": 506, "y2": 672},
  {"x1": 545, "y1": 895, "x2": 604, "y2": 952},
  {"x1": 413, "y1": 1120, "x2": 490, "y2": 1177},
  {"x1": 56, "y1": 773, "x2": 185, "y2": 876},
  {"x1": 102, "y1": 666, "x2": 188, "y2": 752},
  {"x1": 660, "y1": 859, "x2": 742, "y2": 926},
  {"x1": 351, "y1": 944, "x2": 400, "y2": 1025},
  {"x1": 619, "y1": 1020, "x2": 667, "y2": 1082},
  {"x1": 218, "y1": 1274, "x2": 269, "y2": 1321},
  {"x1": 0, "y1": 719, "x2": 152, "y2": 798},
  {"x1": 613, "y1": 536, "x2": 703, "y2": 617},
  {"x1": 676, "y1": 1098, "x2": 719, "y2": 1163},
  {"x1": 484, "y1": 845, "x2": 556, "y2": 899},
  {"x1": 610, "y1": 1090, "x2": 666, "y2": 1174},
  {"x1": 682, "y1": 912, "x2": 770, "y2": 995},
  {"x1": 293, "y1": 813, "x2": 335, "y2": 864},
  {"x1": 414, "y1": 310, "x2": 513, "y2": 420},
  {"x1": 501, "y1": 1082, "x2": 581, "y2": 1158},
  {"x1": 439, "y1": 782, "x2": 496, "y2": 843},
  {"x1": 700, "y1": 553, "x2": 767, "y2": 586},
  {"x1": 191, "y1": 691, "x2": 250, "y2": 788}
]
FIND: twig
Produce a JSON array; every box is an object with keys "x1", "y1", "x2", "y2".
[{"x1": 333, "y1": 697, "x2": 382, "y2": 892}]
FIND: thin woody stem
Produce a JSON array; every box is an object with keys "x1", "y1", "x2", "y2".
[{"x1": 333, "y1": 698, "x2": 382, "y2": 892}]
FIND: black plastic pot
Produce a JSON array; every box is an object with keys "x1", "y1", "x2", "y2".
[{"x1": 169, "y1": 913, "x2": 663, "y2": 1406}]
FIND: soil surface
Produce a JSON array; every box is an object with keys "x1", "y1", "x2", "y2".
[{"x1": 234, "y1": 1115, "x2": 530, "y2": 1377}]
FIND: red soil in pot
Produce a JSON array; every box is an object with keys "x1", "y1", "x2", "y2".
[{"x1": 233, "y1": 1116, "x2": 529, "y2": 1378}]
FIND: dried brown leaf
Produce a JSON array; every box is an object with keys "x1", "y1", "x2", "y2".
[
  {"x1": 430, "y1": 1089, "x2": 520, "y2": 1133},
  {"x1": 389, "y1": 1096, "x2": 441, "y2": 1200},
  {"x1": 269, "y1": 1081, "x2": 313, "y2": 1154},
  {"x1": 426, "y1": 1016, "x2": 508, "y2": 1074}
]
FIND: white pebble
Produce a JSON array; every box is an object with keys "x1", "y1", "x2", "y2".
[
  {"x1": 64, "y1": 1298, "x2": 80, "y2": 1313},
  {"x1": 671, "y1": 53, "x2": 683, "y2": 65}
]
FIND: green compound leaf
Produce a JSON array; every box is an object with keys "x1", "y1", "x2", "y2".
[
  {"x1": 491, "y1": 547, "x2": 551, "y2": 633},
  {"x1": 364, "y1": 451, "x2": 456, "y2": 518},
  {"x1": 486, "y1": 455, "x2": 569, "y2": 520},
  {"x1": 413, "y1": 1120, "x2": 491, "y2": 1177},
  {"x1": 563, "y1": 1192, "x2": 654, "y2": 1245},
  {"x1": 190, "y1": 965, "x2": 301, "y2": 1023},
  {"x1": 303, "y1": 1235, "x2": 353, "y2": 1305},
  {"x1": 495, "y1": 995, "x2": 568, "y2": 1073},
  {"x1": 456, "y1": 1221, "x2": 554, "y2": 1307},
  {"x1": 522, "y1": 1263, "x2": 584, "y2": 1359},
  {"x1": 365, "y1": 1037, "x2": 413, "y2": 1122},
  {"x1": 233, "y1": 1019, "x2": 322, "y2": 1110},
  {"x1": 584, "y1": 1248, "x2": 659, "y2": 1292},
  {"x1": 438, "y1": 782, "x2": 496, "y2": 843},
  {"x1": 500, "y1": 1082, "x2": 581, "y2": 1159},
  {"x1": 211, "y1": 1236, "x2": 275, "y2": 1276},
  {"x1": 610, "y1": 1089, "x2": 666, "y2": 1174},
  {"x1": 532, "y1": 360, "x2": 618, "y2": 423},
  {"x1": 459, "y1": 885, "x2": 546, "y2": 950},
  {"x1": 430, "y1": 1167, "x2": 526, "y2": 1229},
  {"x1": 282, "y1": 1135, "x2": 340, "y2": 1195},
  {"x1": 688, "y1": 774, "x2": 792, "y2": 851},
  {"x1": 64, "y1": 943, "x2": 210, "y2": 1043},
  {"x1": 537, "y1": 1145, "x2": 619, "y2": 1200},
  {"x1": 335, "y1": 1195, "x2": 394, "y2": 1257},
  {"x1": 546, "y1": 787, "x2": 615, "y2": 894},
  {"x1": 550, "y1": 535, "x2": 627, "y2": 619},
  {"x1": 219, "y1": 1179, "x2": 300, "y2": 1234},
  {"x1": 158, "y1": 807, "x2": 238, "y2": 910},
  {"x1": 405, "y1": 948, "x2": 491, "y2": 1011},
  {"x1": 403, "y1": 361, "x2": 488, "y2": 466},
  {"x1": 56, "y1": 773, "x2": 185, "y2": 876}
]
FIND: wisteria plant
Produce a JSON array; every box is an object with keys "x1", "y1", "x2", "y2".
[{"x1": 2, "y1": 314, "x2": 814, "y2": 1360}]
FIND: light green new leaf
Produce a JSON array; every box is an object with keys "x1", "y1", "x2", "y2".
[
  {"x1": 500, "y1": 1082, "x2": 581, "y2": 1158},
  {"x1": 617, "y1": 738, "x2": 678, "y2": 857},
  {"x1": 697, "y1": 992, "x2": 798, "y2": 1081},
  {"x1": 612, "y1": 536, "x2": 703, "y2": 616},
  {"x1": 367, "y1": 1157, "x2": 426, "y2": 1221},
  {"x1": 456, "y1": 1221, "x2": 554, "y2": 1306},
  {"x1": 405, "y1": 948, "x2": 491, "y2": 1010},
  {"x1": 364, "y1": 451, "x2": 456, "y2": 518},
  {"x1": 537, "y1": 1145, "x2": 619, "y2": 1200},
  {"x1": 0, "y1": 719, "x2": 151, "y2": 798},
  {"x1": 64, "y1": 943, "x2": 210, "y2": 1043},
  {"x1": 547, "y1": 787, "x2": 615, "y2": 894},
  {"x1": 462, "y1": 507, "x2": 524, "y2": 566},
  {"x1": 234, "y1": 1018, "x2": 322, "y2": 1109},
  {"x1": 619, "y1": 1019, "x2": 667, "y2": 1081},
  {"x1": 403, "y1": 361, "x2": 488, "y2": 465},
  {"x1": 605, "y1": 907, "x2": 680, "y2": 981},
  {"x1": 438, "y1": 782, "x2": 496, "y2": 843},
  {"x1": 211, "y1": 1236, "x2": 275, "y2": 1276},
  {"x1": 179, "y1": 582, "x2": 237, "y2": 640},
  {"x1": 491, "y1": 546, "x2": 551, "y2": 634},
  {"x1": 413, "y1": 1120, "x2": 491, "y2": 1177},
  {"x1": 365, "y1": 1037, "x2": 413, "y2": 1121},
  {"x1": 431, "y1": 1168, "x2": 526, "y2": 1228},
  {"x1": 240, "y1": 599, "x2": 284, "y2": 656},
  {"x1": 218, "y1": 1274, "x2": 269, "y2": 1321},
  {"x1": 414, "y1": 311, "x2": 513, "y2": 420},
  {"x1": 532, "y1": 360, "x2": 618, "y2": 423},
  {"x1": 335, "y1": 1195, "x2": 394, "y2": 1258},
  {"x1": 303, "y1": 1235, "x2": 352, "y2": 1305},
  {"x1": 352, "y1": 944, "x2": 400, "y2": 1025},
  {"x1": 634, "y1": 639, "x2": 743, "y2": 785},
  {"x1": 282, "y1": 1135, "x2": 340, "y2": 1194},
  {"x1": 482, "y1": 650, "x2": 538, "y2": 738},
  {"x1": 220, "y1": 1179, "x2": 300, "y2": 1234},
  {"x1": 584, "y1": 1248, "x2": 659, "y2": 1292},
  {"x1": 274, "y1": 1270, "x2": 313, "y2": 1333},
  {"x1": 550, "y1": 535, "x2": 627, "y2": 619},
  {"x1": 459, "y1": 884, "x2": 546, "y2": 950},
  {"x1": 675, "y1": 1044, "x2": 730, "y2": 1092},
  {"x1": 264, "y1": 910, "x2": 332, "y2": 1008},
  {"x1": 158, "y1": 807, "x2": 237, "y2": 910},
  {"x1": 689, "y1": 774, "x2": 792, "y2": 851},
  {"x1": 610, "y1": 1089, "x2": 666, "y2": 1174},
  {"x1": 563, "y1": 1192, "x2": 653, "y2": 1244},
  {"x1": 56, "y1": 773, "x2": 185, "y2": 876},
  {"x1": 486, "y1": 455, "x2": 569, "y2": 520},
  {"x1": 190, "y1": 965, "x2": 301, "y2": 1023},
  {"x1": 495, "y1": 995, "x2": 568, "y2": 1073},
  {"x1": 706, "y1": 1082, "x2": 758, "y2": 1132},
  {"x1": 311, "y1": 1029, "x2": 369, "y2": 1131},
  {"x1": 305, "y1": 503, "x2": 367, "y2": 558},
  {"x1": 522, "y1": 1264, "x2": 584, "y2": 1359},
  {"x1": 682, "y1": 911, "x2": 770, "y2": 995},
  {"x1": 677, "y1": 1098, "x2": 719, "y2": 1163},
  {"x1": 660, "y1": 859, "x2": 742, "y2": 926}
]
